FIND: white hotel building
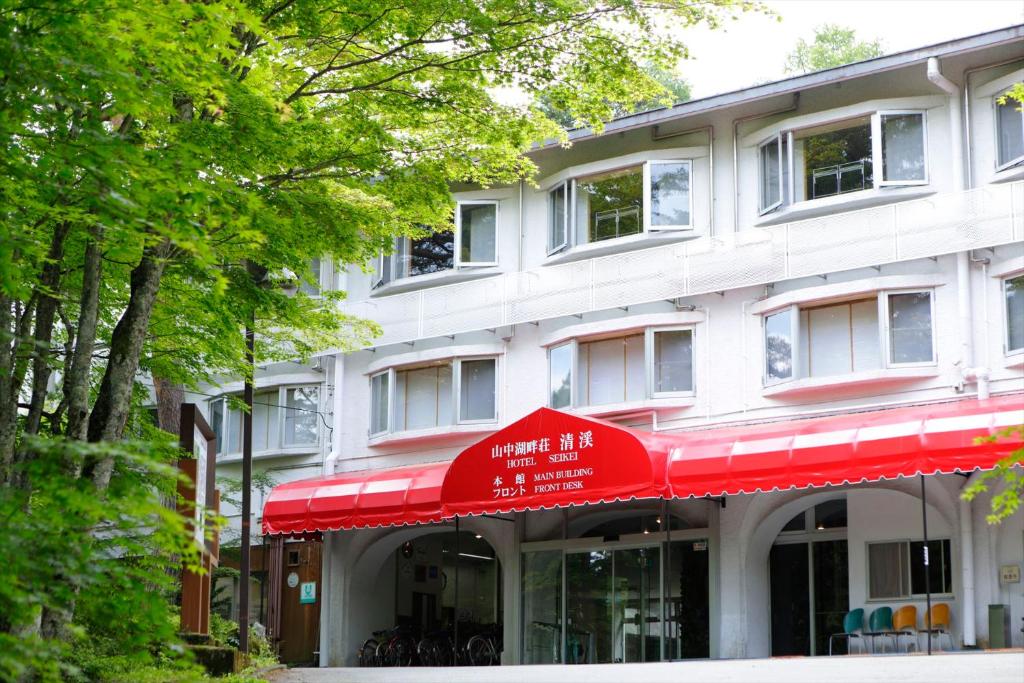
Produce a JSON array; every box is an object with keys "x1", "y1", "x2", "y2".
[{"x1": 203, "y1": 27, "x2": 1024, "y2": 666}]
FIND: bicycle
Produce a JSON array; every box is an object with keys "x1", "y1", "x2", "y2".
[
  {"x1": 360, "y1": 625, "x2": 417, "y2": 667},
  {"x1": 358, "y1": 630, "x2": 385, "y2": 667},
  {"x1": 416, "y1": 628, "x2": 456, "y2": 667},
  {"x1": 465, "y1": 623, "x2": 502, "y2": 666}
]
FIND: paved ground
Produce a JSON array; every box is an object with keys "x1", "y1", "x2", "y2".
[{"x1": 268, "y1": 651, "x2": 1024, "y2": 683}]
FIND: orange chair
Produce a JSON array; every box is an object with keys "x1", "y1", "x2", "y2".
[
  {"x1": 891, "y1": 605, "x2": 918, "y2": 652},
  {"x1": 918, "y1": 603, "x2": 953, "y2": 651}
]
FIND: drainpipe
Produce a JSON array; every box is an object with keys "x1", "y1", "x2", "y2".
[
  {"x1": 959, "y1": 471, "x2": 981, "y2": 647},
  {"x1": 323, "y1": 353, "x2": 344, "y2": 476},
  {"x1": 928, "y1": 58, "x2": 989, "y2": 398}
]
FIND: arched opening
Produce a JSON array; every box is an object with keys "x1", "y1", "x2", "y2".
[
  {"x1": 346, "y1": 527, "x2": 503, "y2": 666},
  {"x1": 768, "y1": 497, "x2": 849, "y2": 657}
]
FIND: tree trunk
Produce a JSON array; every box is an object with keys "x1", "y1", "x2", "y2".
[
  {"x1": 85, "y1": 238, "x2": 172, "y2": 488},
  {"x1": 0, "y1": 296, "x2": 38, "y2": 483},
  {"x1": 64, "y1": 229, "x2": 103, "y2": 442},
  {"x1": 24, "y1": 222, "x2": 70, "y2": 437}
]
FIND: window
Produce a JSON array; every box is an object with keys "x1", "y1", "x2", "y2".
[
  {"x1": 373, "y1": 202, "x2": 498, "y2": 288},
  {"x1": 996, "y1": 92, "x2": 1024, "y2": 169},
  {"x1": 885, "y1": 291, "x2": 935, "y2": 364},
  {"x1": 209, "y1": 385, "x2": 320, "y2": 456},
  {"x1": 875, "y1": 112, "x2": 927, "y2": 184},
  {"x1": 547, "y1": 327, "x2": 695, "y2": 408},
  {"x1": 369, "y1": 357, "x2": 498, "y2": 436},
  {"x1": 867, "y1": 539, "x2": 952, "y2": 599},
  {"x1": 647, "y1": 161, "x2": 692, "y2": 230},
  {"x1": 764, "y1": 308, "x2": 795, "y2": 383},
  {"x1": 798, "y1": 299, "x2": 880, "y2": 377},
  {"x1": 759, "y1": 135, "x2": 784, "y2": 213},
  {"x1": 457, "y1": 202, "x2": 498, "y2": 266},
  {"x1": 779, "y1": 499, "x2": 848, "y2": 535},
  {"x1": 548, "y1": 182, "x2": 568, "y2": 254},
  {"x1": 300, "y1": 258, "x2": 322, "y2": 296},
  {"x1": 798, "y1": 116, "x2": 872, "y2": 200},
  {"x1": 763, "y1": 290, "x2": 935, "y2": 386},
  {"x1": 284, "y1": 387, "x2": 318, "y2": 446},
  {"x1": 1005, "y1": 275, "x2": 1024, "y2": 353},
  {"x1": 574, "y1": 166, "x2": 643, "y2": 244},
  {"x1": 555, "y1": 160, "x2": 693, "y2": 250},
  {"x1": 549, "y1": 342, "x2": 573, "y2": 409},
  {"x1": 758, "y1": 111, "x2": 926, "y2": 214}
]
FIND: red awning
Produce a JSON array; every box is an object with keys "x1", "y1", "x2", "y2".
[
  {"x1": 262, "y1": 461, "x2": 449, "y2": 535},
  {"x1": 262, "y1": 395, "x2": 1023, "y2": 535},
  {"x1": 668, "y1": 394, "x2": 1023, "y2": 498}
]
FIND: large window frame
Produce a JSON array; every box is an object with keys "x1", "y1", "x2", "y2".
[
  {"x1": 373, "y1": 201, "x2": 499, "y2": 288},
  {"x1": 1004, "y1": 274, "x2": 1024, "y2": 356},
  {"x1": 548, "y1": 159, "x2": 694, "y2": 255},
  {"x1": 995, "y1": 90, "x2": 1024, "y2": 171},
  {"x1": 208, "y1": 384, "x2": 321, "y2": 457},
  {"x1": 368, "y1": 356, "x2": 499, "y2": 437},
  {"x1": 762, "y1": 289, "x2": 937, "y2": 387},
  {"x1": 757, "y1": 110, "x2": 928, "y2": 216},
  {"x1": 546, "y1": 326, "x2": 696, "y2": 409},
  {"x1": 866, "y1": 538, "x2": 954, "y2": 600}
]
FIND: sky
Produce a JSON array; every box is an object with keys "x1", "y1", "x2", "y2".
[{"x1": 676, "y1": 0, "x2": 1024, "y2": 99}]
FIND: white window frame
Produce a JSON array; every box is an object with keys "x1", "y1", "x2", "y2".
[
  {"x1": 548, "y1": 326, "x2": 696, "y2": 408},
  {"x1": 369, "y1": 370, "x2": 392, "y2": 436},
  {"x1": 871, "y1": 110, "x2": 929, "y2": 187},
  {"x1": 758, "y1": 110, "x2": 929, "y2": 214},
  {"x1": 758, "y1": 134, "x2": 785, "y2": 215},
  {"x1": 369, "y1": 357, "x2": 499, "y2": 436},
  {"x1": 454, "y1": 201, "x2": 499, "y2": 268},
  {"x1": 865, "y1": 538, "x2": 954, "y2": 600},
  {"x1": 761, "y1": 289, "x2": 937, "y2": 386},
  {"x1": 547, "y1": 181, "x2": 570, "y2": 255},
  {"x1": 880, "y1": 289, "x2": 937, "y2": 368},
  {"x1": 1003, "y1": 274, "x2": 1024, "y2": 356},
  {"x1": 642, "y1": 160, "x2": 694, "y2": 232},
  {"x1": 209, "y1": 385, "x2": 321, "y2": 454},
  {"x1": 645, "y1": 326, "x2": 696, "y2": 398},
  {"x1": 762, "y1": 305, "x2": 800, "y2": 386},
  {"x1": 994, "y1": 91, "x2": 1024, "y2": 171},
  {"x1": 548, "y1": 340, "x2": 576, "y2": 409}
]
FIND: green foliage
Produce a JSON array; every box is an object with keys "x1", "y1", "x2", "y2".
[
  {"x1": 538, "y1": 63, "x2": 694, "y2": 128},
  {"x1": 961, "y1": 426, "x2": 1024, "y2": 524},
  {"x1": 997, "y1": 83, "x2": 1024, "y2": 108},
  {"x1": 0, "y1": 436, "x2": 201, "y2": 682},
  {"x1": 785, "y1": 24, "x2": 884, "y2": 74}
]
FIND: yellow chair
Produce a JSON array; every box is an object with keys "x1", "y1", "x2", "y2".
[
  {"x1": 918, "y1": 603, "x2": 953, "y2": 651},
  {"x1": 891, "y1": 605, "x2": 918, "y2": 653}
]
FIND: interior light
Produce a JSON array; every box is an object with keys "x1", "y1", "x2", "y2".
[
  {"x1": 643, "y1": 529, "x2": 650, "y2": 535},
  {"x1": 458, "y1": 552, "x2": 494, "y2": 561},
  {"x1": 816, "y1": 523, "x2": 826, "y2": 530},
  {"x1": 475, "y1": 534, "x2": 482, "y2": 539},
  {"x1": 655, "y1": 517, "x2": 662, "y2": 525}
]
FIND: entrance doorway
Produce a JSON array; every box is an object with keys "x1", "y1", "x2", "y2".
[
  {"x1": 523, "y1": 514, "x2": 710, "y2": 665},
  {"x1": 769, "y1": 499, "x2": 848, "y2": 657}
]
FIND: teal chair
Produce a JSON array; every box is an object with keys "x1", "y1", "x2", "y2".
[
  {"x1": 828, "y1": 608, "x2": 865, "y2": 655},
  {"x1": 864, "y1": 607, "x2": 896, "y2": 653}
]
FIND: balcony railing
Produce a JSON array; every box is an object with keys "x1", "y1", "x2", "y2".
[{"x1": 345, "y1": 181, "x2": 1024, "y2": 348}]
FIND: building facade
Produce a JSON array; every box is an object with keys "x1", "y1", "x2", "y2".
[{"x1": 208, "y1": 28, "x2": 1024, "y2": 666}]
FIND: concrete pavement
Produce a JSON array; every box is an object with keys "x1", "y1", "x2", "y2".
[{"x1": 268, "y1": 651, "x2": 1024, "y2": 683}]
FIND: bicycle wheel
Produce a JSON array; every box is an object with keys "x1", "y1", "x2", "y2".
[
  {"x1": 358, "y1": 638, "x2": 379, "y2": 667},
  {"x1": 389, "y1": 635, "x2": 417, "y2": 666},
  {"x1": 466, "y1": 635, "x2": 498, "y2": 666},
  {"x1": 416, "y1": 638, "x2": 437, "y2": 667}
]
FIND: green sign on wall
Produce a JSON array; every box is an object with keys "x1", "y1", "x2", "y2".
[{"x1": 299, "y1": 581, "x2": 316, "y2": 604}]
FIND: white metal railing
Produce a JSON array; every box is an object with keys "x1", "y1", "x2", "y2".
[{"x1": 345, "y1": 181, "x2": 1024, "y2": 348}]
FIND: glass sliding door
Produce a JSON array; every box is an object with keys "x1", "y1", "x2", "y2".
[
  {"x1": 612, "y1": 546, "x2": 661, "y2": 663},
  {"x1": 522, "y1": 550, "x2": 563, "y2": 664},
  {"x1": 769, "y1": 543, "x2": 811, "y2": 656},
  {"x1": 566, "y1": 551, "x2": 612, "y2": 664},
  {"x1": 666, "y1": 539, "x2": 710, "y2": 659}
]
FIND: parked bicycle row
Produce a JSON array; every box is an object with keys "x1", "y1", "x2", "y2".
[{"x1": 359, "y1": 622, "x2": 502, "y2": 667}]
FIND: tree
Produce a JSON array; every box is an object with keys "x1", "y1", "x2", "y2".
[
  {"x1": 784, "y1": 24, "x2": 884, "y2": 75},
  {"x1": 962, "y1": 427, "x2": 1024, "y2": 523},
  {"x1": 1, "y1": 0, "x2": 761, "y2": 677},
  {"x1": 539, "y1": 63, "x2": 693, "y2": 128}
]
